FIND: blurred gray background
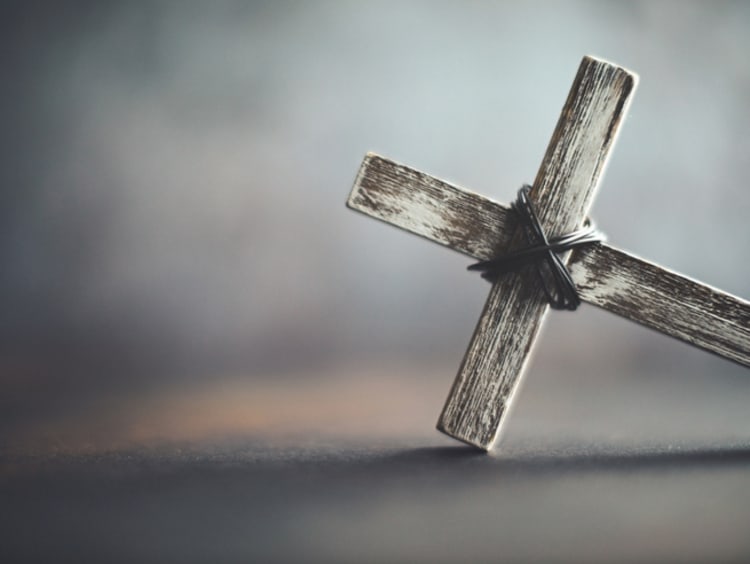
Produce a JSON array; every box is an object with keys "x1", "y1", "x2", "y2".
[{"x1": 2, "y1": 0, "x2": 749, "y2": 453}]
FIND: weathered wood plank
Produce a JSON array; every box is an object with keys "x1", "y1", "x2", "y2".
[
  {"x1": 436, "y1": 56, "x2": 637, "y2": 449},
  {"x1": 350, "y1": 59, "x2": 639, "y2": 448},
  {"x1": 570, "y1": 244, "x2": 750, "y2": 367},
  {"x1": 348, "y1": 153, "x2": 515, "y2": 261},
  {"x1": 348, "y1": 154, "x2": 750, "y2": 369}
]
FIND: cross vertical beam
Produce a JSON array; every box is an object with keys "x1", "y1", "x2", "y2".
[{"x1": 437, "y1": 57, "x2": 637, "y2": 449}]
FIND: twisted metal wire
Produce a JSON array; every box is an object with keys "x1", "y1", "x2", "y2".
[{"x1": 468, "y1": 185, "x2": 604, "y2": 310}]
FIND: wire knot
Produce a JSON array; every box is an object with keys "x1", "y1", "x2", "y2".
[{"x1": 468, "y1": 185, "x2": 604, "y2": 311}]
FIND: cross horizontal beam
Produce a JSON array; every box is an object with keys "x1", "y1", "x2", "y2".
[{"x1": 348, "y1": 153, "x2": 750, "y2": 368}]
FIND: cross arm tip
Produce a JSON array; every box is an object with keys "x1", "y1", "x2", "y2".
[
  {"x1": 581, "y1": 54, "x2": 640, "y2": 85},
  {"x1": 436, "y1": 420, "x2": 493, "y2": 452},
  {"x1": 345, "y1": 152, "x2": 379, "y2": 211}
]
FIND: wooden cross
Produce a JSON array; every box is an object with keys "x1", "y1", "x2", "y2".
[{"x1": 346, "y1": 56, "x2": 750, "y2": 451}]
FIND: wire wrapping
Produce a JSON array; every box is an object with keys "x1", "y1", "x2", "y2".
[{"x1": 468, "y1": 185, "x2": 604, "y2": 310}]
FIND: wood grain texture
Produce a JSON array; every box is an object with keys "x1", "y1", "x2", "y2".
[
  {"x1": 347, "y1": 56, "x2": 750, "y2": 450},
  {"x1": 436, "y1": 56, "x2": 637, "y2": 449},
  {"x1": 570, "y1": 244, "x2": 750, "y2": 367},
  {"x1": 348, "y1": 155, "x2": 750, "y2": 368},
  {"x1": 348, "y1": 153, "x2": 515, "y2": 261}
]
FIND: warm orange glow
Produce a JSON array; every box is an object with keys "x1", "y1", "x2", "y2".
[{"x1": 11, "y1": 361, "x2": 455, "y2": 454}]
